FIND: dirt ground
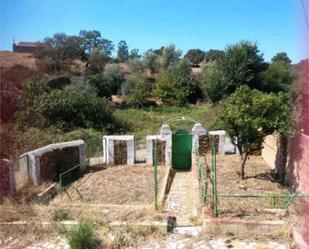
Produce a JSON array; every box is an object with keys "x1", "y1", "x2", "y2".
[
  {"x1": 204, "y1": 155, "x2": 291, "y2": 218},
  {"x1": 51, "y1": 165, "x2": 166, "y2": 205}
]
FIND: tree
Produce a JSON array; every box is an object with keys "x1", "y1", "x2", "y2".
[
  {"x1": 86, "y1": 48, "x2": 109, "y2": 74},
  {"x1": 185, "y1": 49, "x2": 205, "y2": 66},
  {"x1": 204, "y1": 49, "x2": 225, "y2": 62},
  {"x1": 117, "y1": 40, "x2": 129, "y2": 62},
  {"x1": 37, "y1": 33, "x2": 82, "y2": 72},
  {"x1": 200, "y1": 61, "x2": 227, "y2": 103},
  {"x1": 87, "y1": 65, "x2": 124, "y2": 98},
  {"x1": 127, "y1": 58, "x2": 145, "y2": 73},
  {"x1": 154, "y1": 59, "x2": 201, "y2": 105},
  {"x1": 215, "y1": 85, "x2": 291, "y2": 179},
  {"x1": 143, "y1": 50, "x2": 160, "y2": 74},
  {"x1": 261, "y1": 62, "x2": 294, "y2": 92},
  {"x1": 271, "y1": 52, "x2": 292, "y2": 66},
  {"x1": 219, "y1": 41, "x2": 265, "y2": 93},
  {"x1": 79, "y1": 30, "x2": 114, "y2": 57},
  {"x1": 124, "y1": 75, "x2": 148, "y2": 108},
  {"x1": 129, "y1": 48, "x2": 140, "y2": 59},
  {"x1": 37, "y1": 30, "x2": 113, "y2": 72},
  {"x1": 159, "y1": 44, "x2": 182, "y2": 69}
]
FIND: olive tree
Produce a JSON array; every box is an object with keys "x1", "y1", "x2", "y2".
[{"x1": 185, "y1": 49, "x2": 205, "y2": 66}]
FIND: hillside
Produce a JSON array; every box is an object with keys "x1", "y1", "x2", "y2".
[{"x1": 0, "y1": 52, "x2": 41, "y2": 89}]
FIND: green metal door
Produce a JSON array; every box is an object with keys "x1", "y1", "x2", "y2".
[{"x1": 172, "y1": 129, "x2": 192, "y2": 170}]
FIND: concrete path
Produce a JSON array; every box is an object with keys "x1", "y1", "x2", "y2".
[
  {"x1": 142, "y1": 236, "x2": 287, "y2": 249},
  {"x1": 164, "y1": 171, "x2": 195, "y2": 226},
  {"x1": 21, "y1": 235, "x2": 287, "y2": 249}
]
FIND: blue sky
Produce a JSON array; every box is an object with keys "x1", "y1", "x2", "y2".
[{"x1": 0, "y1": 0, "x2": 306, "y2": 63}]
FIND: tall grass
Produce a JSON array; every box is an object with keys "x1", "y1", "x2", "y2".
[
  {"x1": 115, "y1": 103, "x2": 217, "y2": 136},
  {"x1": 68, "y1": 221, "x2": 98, "y2": 249}
]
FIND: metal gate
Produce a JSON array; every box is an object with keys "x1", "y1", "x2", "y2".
[{"x1": 172, "y1": 128, "x2": 192, "y2": 170}]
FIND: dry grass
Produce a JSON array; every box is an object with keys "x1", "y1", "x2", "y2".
[
  {"x1": 204, "y1": 155, "x2": 290, "y2": 219},
  {"x1": 51, "y1": 165, "x2": 166, "y2": 205}
]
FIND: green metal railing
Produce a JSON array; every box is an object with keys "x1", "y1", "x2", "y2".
[
  {"x1": 59, "y1": 164, "x2": 81, "y2": 188},
  {"x1": 195, "y1": 138, "x2": 308, "y2": 217}
]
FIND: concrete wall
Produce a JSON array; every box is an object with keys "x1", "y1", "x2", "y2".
[
  {"x1": 18, "y1": 140, "x2": 86, "y2": 186},
  {"x1": 261, "y1": 134, "x2": 281, "y2": 170}
]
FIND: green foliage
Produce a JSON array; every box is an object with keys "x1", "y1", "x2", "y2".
[
  {"x1": 185, "y1": 49, "x2": 205, "y2": 66},
  {"x1": 124, "y1": 74, "x2": 149, "y2": 108},
  {"x1": 114, "y1": 103, "x2": 213, "y2": 136},
  {"x1": 271, "y1": 52, "x2": 292, "y2": 65},
  {"x1": 216, "y1": 86, "x2": 291, "y2": 147},
  {"x1": 215, "y1": 85, "x2": 291, "y2": 177},
  {"x1": 37, "y1": 30, "x2": 113, "y2": 72},
  {"x1": 117, "y1": 40, "x2": 129, "y2": 62},
  {"x1": 38, "y1": 89, "x2": 115, "y2": 131},
  {"x1": 143, "y1": 50, "x2": 160, "y2": 74},
  {"x1": 154, "y1": 59, "x2": 202, "y2": 106},
  {"x1": 129, "y1": 48, "x2": 140, "y2": 59},
  {"x1": 86, "y1": 48, "x2": 109, "y2": 74},
  {"x1": 79, "y1": 30, "x2": 114, "y2": 56},
  {"x1": 158, "y1": 44, "x2": 182, "y2": 69},
  {"x1": 127, "y1": 58, "x2": 145, "y2": 73},
  {"x1": 204, "y1": 49, "x2": 225, "y2": 62},
  {"x1": 200, "y1": 61, "x2": 227, "y2": 103},
  {"x1": 261, "y1": 62, "x2": 294, "y2": 92},
  {"x1": 16, "y1": 76, "x2": 51, "y2": 128},
  {"x1": 87, "y1": 65, "x2": 124, "y2": 97},
  {"x1": 65, "y1": 76, "x2": 97, "y2": 94},
  {"x1": 219, "y1": 41, "x2": 266, "y2": 93},
  {"x1": 68, "y1": 222, "x2": 97, "y2": 249},
  {"x1": 37, "y1": 33, "x2": 84, "y2": 72}
]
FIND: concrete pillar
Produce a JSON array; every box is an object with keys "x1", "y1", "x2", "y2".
[
  {"x1": 160, "y1": 124, "x2": 172, "y2": 166},
  {"x1": 79, "y1": 143, "x2": 86, "y2": 171},
  {"x1": 192, "y1": 123, "x2": 207, "y2": 152},
  {"x1": 126, "y1": 138, "x2": 135, "y2": 165},
  {"x1": 209, "y1": 130, "x2": 226, "y2": 155},
  {"x1": 146, "y1": 135, "x2": 157, "y2": 166},
  {"x1": 103, "y1": 136, "x2": 114, "y2": 165},
  {"x1": 0, "y1": 159, "x2": 16, "y2": 196}
]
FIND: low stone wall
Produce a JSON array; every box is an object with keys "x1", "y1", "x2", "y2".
[{"x1": 18, "y1": 140, "x2": 86, "y2": 186}]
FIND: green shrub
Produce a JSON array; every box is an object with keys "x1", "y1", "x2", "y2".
[
  {"x1": 68, "y1": 222, "x2": 98, "y2": 249},
  {"x1": 38, "y1": 89, "x2": 115, "y2": 131}
]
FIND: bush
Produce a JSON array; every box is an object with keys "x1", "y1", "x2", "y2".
[
  {"x1": 87, "y1": 65, "x2": 124, "y2": 98},
  {"x1": 38, "y1": 89, "x2": 115, "y2": 131},
  {"x1": 154, "y1": 60, "x2": 202, "y2": 106},
  {"x1": 68, "y1": 222, "x2": 98, "y2": 249},
  {"x1": 200, "y1": 61, "x2": 227, "y2": 103},
  {"x1": 124, "y1": 74, "x2": 149, "y2": 108}
]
